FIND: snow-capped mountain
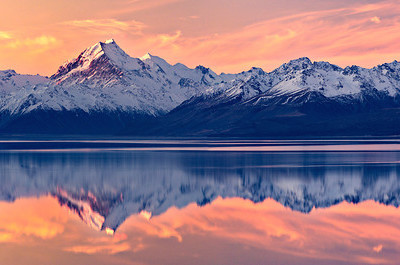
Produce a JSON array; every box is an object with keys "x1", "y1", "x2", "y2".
[
  {"x1": 3, "y1": 39, "x2": 219, "y2": 115},
  {"x1": 207, "y1": 57, "x2": 400, "y2": 100},
  {"x1": 1, "y1": 39, "x2": 400, "y2": 135},
  {"x1": 48, "y1": 39, "x2": 217, "y2": 115},
  {"x1": 128, "y1": 58, "x2": 400, "y2": 136},
  {"x1": 0, "y1": 39, "x2": 230, "y2": 133}
]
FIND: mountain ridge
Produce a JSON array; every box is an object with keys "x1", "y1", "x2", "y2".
[{"x1": 1, "y1": 39, "x2": 400, "y2": 135}]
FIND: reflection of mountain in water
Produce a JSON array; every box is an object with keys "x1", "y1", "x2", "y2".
[{"x1": 1, "y1": 150, "x2": 400, "y2": 232}]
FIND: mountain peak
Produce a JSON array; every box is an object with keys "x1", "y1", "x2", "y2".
[
  {"x1": 140, "y1": 52, "x2": 174, "y2": 74},
  {"x1": 140, "y1": 52, "x2": 153, "y2": 61},
  {"x1": 96, "y1": 39, "x2": 142, "y2": 70},
  {"x1": 51, "y1": 39, "x2": 142, "y2": 82},
  {"x1": 195, "y1": 65, "x2": 210, "y2": 74},
  {"x1": 274, "y1": 57, "x2": 313, "y2": 73},
  {"x1": 140, "y1": 52, "x2": 168, "y2": 65},
  {"x1": 104, "y1": 39, "x2": 115, "y2": 44},
  {"x1": 288, "y1": 57, "x2": 312, "y2": 66},
  {"x1": 0, "y1": 69, "x2": 17, "y2": 77},
  {"x1": 84, "y1": 38, "x2": 123, "y2": 60}
]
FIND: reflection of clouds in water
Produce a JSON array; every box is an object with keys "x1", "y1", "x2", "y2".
[
  {"x1": 1, "y1": 196, "x2": 398, "y2": 264},
  {"x1": 64, "y1": 232, "x2": 131, "y2": 255},
  {"x1": 0, "y1": 197, "x2": 67, "y2": 242},
  {"x1": 118, "y1": 198, "x2": 400, "y2": 264}
]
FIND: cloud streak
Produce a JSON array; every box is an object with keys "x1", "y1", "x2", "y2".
[
  {"x1": 63, "y1": 19, "x2": 146, "y2": 35},
  {"x1": 6, "y1": 35, "x2": 58, "y2": 49},
  {"x1": 105, "y1": 0, "x2": 183, "y2": 16},
  {"x1": 0, "y1": 31, "x2": 12, "y2": 40}
]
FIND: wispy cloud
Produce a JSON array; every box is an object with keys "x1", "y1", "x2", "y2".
[
  {"x1": 373, "y1": 244, "x2": 383, "y2": 253},
  {"x1": 63, "y1": 18, "x2": 146, "y2": 35},
  {"x1": 156, "y1": 30, "x2": 182, "y2": 46},
  {"x1": 371, "y1": 16, "x2": 382, "y2": 24},
  {"x1": 7, "y1": 35, "x2": 58, "y2": 49},
  {"x1": 105, "y1": 0, "x2": 183, "y2": 16},
  {"x1": 179, "y1": 15, "x2": 200, "y2": 21},
  {"x1": 0, "y1": 31, "x2": 12, "y2": 40}
]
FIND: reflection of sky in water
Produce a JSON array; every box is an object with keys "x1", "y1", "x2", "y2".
[
  {"x1": 0, "y1": 140, "x2": 400, "y2": 264},
  {"x1": 0, "y1": 197, "x2": 399, "y2": 265}
]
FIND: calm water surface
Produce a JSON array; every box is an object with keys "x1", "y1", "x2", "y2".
[{"x1": 0, "y1": 139, "x2": 400, "y2": 265}]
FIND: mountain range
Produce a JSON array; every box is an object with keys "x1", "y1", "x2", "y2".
[{"x1": 1, "y1": 39, "x2": 400, "y2": 136}]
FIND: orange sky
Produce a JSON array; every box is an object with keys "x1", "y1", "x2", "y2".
[
  {"x1": 0, "y1": 196, "x2": 399, "y2": 265},
  {"x1": 1, "y1": 0, "x2": 400, "y2": 76}
]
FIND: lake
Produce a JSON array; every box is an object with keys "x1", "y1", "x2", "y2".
[{"x1": 0, "y1": 139, "x2": 400, "y2": 265}]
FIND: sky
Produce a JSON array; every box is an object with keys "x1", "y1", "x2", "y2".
[
  {"x1": 0, "y1": 196, "x2": 398, "y2": 265},
  {"x1": 1, "y1": 0, "x2": 400, "y2": 76}
]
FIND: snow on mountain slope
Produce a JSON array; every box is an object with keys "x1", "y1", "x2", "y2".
[
  {"x1": 140, "y1": 52, "x2": 226, "y2": 86},
  {"x1": 1, "y1": 39, "x2": 400, "y2": 122},
  {"x1": 0, "y1": 70, "x2": 49, "y2": 89},
  {"x1": 0, "y1": 70, "x2": 51, "y2": 115},
  {"x1": 0, "y1": 40, "x2": 228, "y2": 116},
  {"x1": 51, "y1": 39, "x2": 142, "y2": 85},
  {"x1": 204, "y1": 58, "x2": 400, "y2": 104}
]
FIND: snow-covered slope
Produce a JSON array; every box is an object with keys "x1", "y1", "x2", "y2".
[
  {"x1": 0, "y1": 39, "x2": 223, "y2": 117},
  {"x1": 0, "y1": 70, "x2": 50, "y2": 114},
  {"x1": 0, "y1": 70, "x2": 49, "y2": 89},
  {"x1": 126, "y1": 57, "x2": 400, "y2": 136},
  {"x1": 47, "y1": 39, "x2": 226, "y2": 115},
  {"x1": 203, "y1": 57, "x2": 400, "y2": 103}
]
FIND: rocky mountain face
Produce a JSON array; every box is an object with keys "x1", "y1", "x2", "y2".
[{"x1": 1, "y1": 39, "x2": 400, "y2": 135}]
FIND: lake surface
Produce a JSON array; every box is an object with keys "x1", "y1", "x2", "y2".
[{"x1": 1, "y1": 139, "x2": 400, "y2": 264}]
